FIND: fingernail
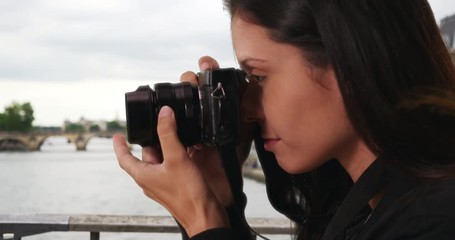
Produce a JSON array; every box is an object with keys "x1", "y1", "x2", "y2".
[
  {"x1": 200, "y1": 62, "x2": 211, "y2": 70},
  {"x1": 159, "y1": 106, "x2": 172, "y2": 119}
]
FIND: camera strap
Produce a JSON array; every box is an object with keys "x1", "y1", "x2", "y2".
[
  {"x1": 216, "y1": 143, "x2": 255, "y2": 239},
  {"x1": 216, "y1": 144, "x2": 244, "y2": 207}
]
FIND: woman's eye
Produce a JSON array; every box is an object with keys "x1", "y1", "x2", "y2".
[{"x1": 247, "y1": 74, "x2": 266, "y2": 83}]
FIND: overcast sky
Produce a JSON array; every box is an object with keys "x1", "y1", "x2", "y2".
[{"x1": 0, "y1": 0, "x2": 454, "y2": 126}]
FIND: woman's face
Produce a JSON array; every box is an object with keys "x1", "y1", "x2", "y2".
[{"x1": 232, "y1": 15, "x2": 361, "y2": 174}]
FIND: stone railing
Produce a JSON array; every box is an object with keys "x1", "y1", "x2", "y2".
[{"x1": 0, "y1": 214, "x2": 292, "y2": 240}]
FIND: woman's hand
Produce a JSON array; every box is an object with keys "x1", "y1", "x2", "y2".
[
  {"x1": 178, "y1": 56, "x2": 233, "y2": 207},
  {"x1": 179, "y1": 56, "x2": 255, "y2": 207},
  {"x1": 113, "y1": 106, "x2": 228, "y2": 237},
  {"x1": 113, "y1": 56, "x2": 254, "y2": 236}
]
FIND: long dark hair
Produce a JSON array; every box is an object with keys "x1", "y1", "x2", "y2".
[{"x1": 224, "y1": 0, "x2": 455, "y2": 239}]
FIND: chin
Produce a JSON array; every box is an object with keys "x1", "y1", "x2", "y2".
[
  {"x1": 275, "y1": 155, "x2": 326, "y2": 174},
  {"x1": 276, "y1": 159, "x2": 314, "y2": 174}
]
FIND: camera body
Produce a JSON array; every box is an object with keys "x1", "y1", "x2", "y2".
[{"x1": 125, "y1": 68, "x2": 246, "y2": 148}]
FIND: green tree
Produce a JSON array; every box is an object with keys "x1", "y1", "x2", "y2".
[
  {"x1": 0, "y1": 113, "x2": 5, "y2": 130},
  {"x1": 0, "y1": 102, "x2": 35, "y2": 132},
  {"x1": 107, "y1": 120, "x2": 124, "y2": 131},
  {"x1": 65, "y1": 123, "x2": 85, "y2": 133},
  {"x1": 89, "y1": 124, "x2": 100, "y2": 132}
]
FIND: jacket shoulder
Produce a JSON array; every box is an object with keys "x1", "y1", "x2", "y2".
[{"x1": 360, "y1": 178, "x2": 455, "y2": 239}]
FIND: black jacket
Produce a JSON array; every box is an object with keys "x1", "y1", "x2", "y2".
[
  {"x1": 352, "y1": 169, "x2": 455, "y2": 239},
  {"x1": 188, "y1": 138, "x2": 455, "y2": 240},
  {"x1": 190, "y1": 165, "x2": 455, "y2": 240},
  {"x1": 326, "y1": 160, "x2": 455, "y2": 239}
]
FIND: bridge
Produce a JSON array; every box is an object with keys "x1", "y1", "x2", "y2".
[{"x1": 0, "y1": 131, "x2": 125, "y2": 151}]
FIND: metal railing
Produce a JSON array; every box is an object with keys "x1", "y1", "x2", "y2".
[{"x1": 0, "y1": 214, "x2": 292, "y2": 240}]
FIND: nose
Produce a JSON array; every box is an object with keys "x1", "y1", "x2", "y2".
[{"x1": 240, "y1": 81, "x2": 263, "y2": 123}]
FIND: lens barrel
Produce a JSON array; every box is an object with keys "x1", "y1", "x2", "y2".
[
  {"x1": 125, "y1": 83, "x2": 200, "y2": 147},
  {"x1": 155, "y1": 83, "x2": 201, "y2": 146}
]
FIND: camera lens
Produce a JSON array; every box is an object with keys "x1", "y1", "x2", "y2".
[
  {"x1": 125, "y1": 85, "x2": 158, "y2": 147},
  {"x1": 125, "y1": 83, "x2": 201, "y2": 147}
]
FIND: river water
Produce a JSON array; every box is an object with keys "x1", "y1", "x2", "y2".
[{"x1": 0, "y1": 137, "x2": 290, "y2": 240}]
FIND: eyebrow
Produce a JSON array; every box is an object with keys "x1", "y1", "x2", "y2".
[{"x1": 239, "y1": 58, "x2": 267, "y2": 72}]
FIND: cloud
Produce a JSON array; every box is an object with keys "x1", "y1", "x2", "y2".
[
  {"x1": 0, "y1": 0, "x2": 236, "y2": 82},
  {"x1": 0, "y1": 0, "x2": 239, "y2": 125}
]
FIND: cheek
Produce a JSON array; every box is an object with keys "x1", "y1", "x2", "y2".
[{"x1": 264, "y1": 83, "x2": 354, "y2": 173}]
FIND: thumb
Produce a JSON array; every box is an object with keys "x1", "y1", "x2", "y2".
[{"x1": 157, "y1": 106, "x2": 186, "y2": 161}]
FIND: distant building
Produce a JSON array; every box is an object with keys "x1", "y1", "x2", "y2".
[
  {"x1": 62, "y1": 117, "x2": 126, "y2": 132},
  {"x1": 440, "y1": 14, "x2": 455, "y2": 49},
  {"x1": 63, "y1": 117, "x2": 107, "y2": 132}
]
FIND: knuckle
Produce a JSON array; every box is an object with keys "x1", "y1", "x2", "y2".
[
  {"x1": 180, "y1": 71, "x2": 198, "y2": 84},
  {"x1": 143, "y1": 190, "x2": 152, "y2": 198},
  {"x1": 130, "y1": 164, "x2": 142, "y2": 178},
  {"x1": 117, "y1": 156, "x2": 130, "y2": 172},
  {"x1": 118, "y1": 159, "x2": 126, "y2": 170},
  {"x1": 198, "y1": 56, "x2": 219, "y2": 69}
]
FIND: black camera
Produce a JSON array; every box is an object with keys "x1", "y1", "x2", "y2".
[{"x1": 125, "y1": 68, "x2": 247, "y2": 148}]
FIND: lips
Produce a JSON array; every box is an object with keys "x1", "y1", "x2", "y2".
[{"x1": 263, "y1": 138, "x2": 280, "y2": 152}]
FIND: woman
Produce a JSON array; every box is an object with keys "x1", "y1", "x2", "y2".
[{"x1": 113, "y1": 0, "x2": 455, "y2": 239}]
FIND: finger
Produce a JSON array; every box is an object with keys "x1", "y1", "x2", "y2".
[
  {"x1": 193, "y1": 143, "x2": 204, "y2": 150},
  {"x1": 142, "y1": 146, "x2": 163, "y2": 164},
  {"x1": 113, "y1": 134, "x2": 142, "y2": 178},
  {"x1": 180, "y1": 71, "x2": 198, "y2": 85},
  {"x1": 156, "y1": 106, "x2": 187, "y2": 164},
  {"x1": 198, "y1": 56, "x2": 220, "y2": 71},
  {"x1": 187, "y1": 145, "x2": 202, "y2": 157}
]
